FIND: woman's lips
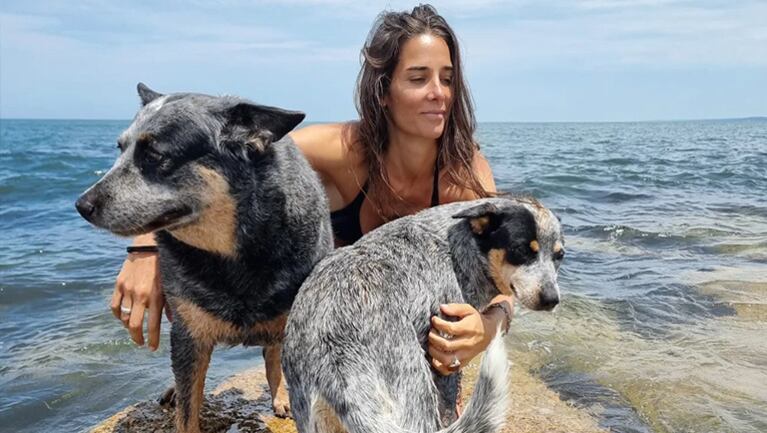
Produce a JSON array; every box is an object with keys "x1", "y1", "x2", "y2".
[{"x1": 422, "y1": 111, "x2": 445, "y2": 120}]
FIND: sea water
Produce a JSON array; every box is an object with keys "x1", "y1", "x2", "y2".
[{"x1": 1, "y1": 118, "x2": 765, "y2": 432}]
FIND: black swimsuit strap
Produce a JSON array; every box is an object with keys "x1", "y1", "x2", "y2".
[{"x1": 431, "y1": 157, "x2": 440, "y2": 207}]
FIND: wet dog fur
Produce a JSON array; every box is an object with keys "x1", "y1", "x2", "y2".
[
  {"x1": 282, "y1": 197, "x2": 564, "y2": 433},
  {"x1": 76, "y1": 84, "x2": 333, "y2": 433}
]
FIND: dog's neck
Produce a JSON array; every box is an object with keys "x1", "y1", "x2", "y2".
[
  {"x1": 447, "y1": 222, "x2": 498, "y2": 309},
  {"x1": 165, "y1": 146, "x2": 282, "y2": 259},
  {"x1": 167, "y1": 166, "x2": 239, "y2": 257}
]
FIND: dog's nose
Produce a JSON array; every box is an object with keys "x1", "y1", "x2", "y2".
[
  {"x1": 75, "y1": 196, "x2": 96, "y2": 220},
  {"x1": 538, "y1": 290, "x2": 560, "y2": 311}
]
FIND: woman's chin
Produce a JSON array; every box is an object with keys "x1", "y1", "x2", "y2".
[{"x1": 420, "y1": 125, "x2": 445, "y2": 140}]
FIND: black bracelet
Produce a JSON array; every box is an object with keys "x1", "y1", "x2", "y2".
[
  {"x1": 127, "y1": 245, "x2": 159, "y2": 254},
  {"x1": 482, "y1": 301, "x2": 513, "y2": 336}
]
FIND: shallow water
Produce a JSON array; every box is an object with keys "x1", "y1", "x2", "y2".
[{"x1": 1, "y1": 118, "x2": 765, "y2": 432}]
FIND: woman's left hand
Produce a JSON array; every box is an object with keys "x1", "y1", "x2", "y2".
[{"x1": 428, "y1": 303, "x2": 496, "y2": 376}]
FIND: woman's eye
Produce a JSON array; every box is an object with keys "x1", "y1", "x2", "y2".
[
  {"x1": 441, "y1": 77, "x2": 453, "y2": 85},
  {"x1": 409, "y1": 77, "x2": 425, "y2": 83}
]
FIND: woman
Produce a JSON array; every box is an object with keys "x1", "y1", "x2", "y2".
[{"x1": 112, "y1": 4, "x2": 513, "y2": 381}]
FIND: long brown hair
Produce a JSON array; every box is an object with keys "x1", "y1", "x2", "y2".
[{"x1": 354, "y1": 4, "x2": 490, "y2": 220}]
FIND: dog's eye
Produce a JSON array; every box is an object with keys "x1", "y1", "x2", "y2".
[
  {"x1": 144, "y1": 147, "x2": 164, "y2": 164},
  {"x1": 553, "y1": 250, "x2": 565, "y2": 261}
]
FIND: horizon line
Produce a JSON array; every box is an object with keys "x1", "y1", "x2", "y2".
[{"x1": 1, "y1": 116, "x2": 766, "y2": 124}]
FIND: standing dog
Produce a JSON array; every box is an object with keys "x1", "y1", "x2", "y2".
[
  {"x1": 283, "y1": 197, "x2": 564, "y2": 433},
  {"x1": 76, "y1": 84, "x2": 333, "y2": 433}
]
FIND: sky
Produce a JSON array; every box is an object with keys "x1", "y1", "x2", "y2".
[{"x1": 1, "y1": 0, "x2": 765, "y2": 122}]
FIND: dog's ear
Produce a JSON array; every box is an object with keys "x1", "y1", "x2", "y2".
[
  {"x1": 452, "y1": 202, "x2": 502, "y2": 236},
  {"x1": 220, "y1": 102, "x2": 305, "y2": 154},
  {"x1": 137, "y1": 83, "x2": 163, "y2": 106}
]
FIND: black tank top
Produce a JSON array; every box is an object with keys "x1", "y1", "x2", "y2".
[{"x1": 330, "y1": 161, "x2": 440, "y2": 245}]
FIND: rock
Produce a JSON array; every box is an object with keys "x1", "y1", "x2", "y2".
[
  {"x1": 90, "y1": 368, "x2": 289, "y2": 433},
  {"x1": 92, "y1": 357, "x2": 606, "y2": 433}
]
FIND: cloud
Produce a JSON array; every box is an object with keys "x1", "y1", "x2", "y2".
[
  {"x1": 1, "y1": 0, "x2": 764, "y2": 119},
  {"x1": 0, "y1": 8, "x2": 356, "y2": 67},
  {"x1": 4, "y1": 0, "x2": 764, "y2": 69}
]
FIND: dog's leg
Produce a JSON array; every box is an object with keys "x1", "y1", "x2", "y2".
[
  {"x1": 434, "y1": 371, "x2": 461, "y2": 426},
  {"x1": 157, "y1": 385, "x2": 176, "y2": 408},
  {"x1": 171, "y1": 322, "x2": 213, "y2": 433},
  {"x1": 310, "y1": 396, "x2": 347, "y2": 433},
  {"x1": 263, "y1": 343, "x2": 291, "y2": 418}
]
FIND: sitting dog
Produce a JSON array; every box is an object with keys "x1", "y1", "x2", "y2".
[
  {"x1": 282, "y1": 197, "x2": 564, "y2": 433},
  {"x1": 76, "y1": 84, "x2": 333, "y2": 433}
]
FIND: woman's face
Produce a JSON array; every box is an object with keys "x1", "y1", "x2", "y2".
[{"x1": 385, "y1": 33, "x2": 453, "y2": 141}]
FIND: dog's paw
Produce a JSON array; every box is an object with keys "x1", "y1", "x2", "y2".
[
  {"x1": 158, "y1": 385, "x2": 176, "y2": 408},
  {"x1": 272, "y1": 395, "x2": 292, "y2": 418}
]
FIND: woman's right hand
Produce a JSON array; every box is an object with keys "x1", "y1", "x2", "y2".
[{"x1": 110, "y1": 234, "x2": 166, "y2": 351}]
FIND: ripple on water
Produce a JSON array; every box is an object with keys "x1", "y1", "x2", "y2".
[{"x1": 686, "y1": 267, "x2": 767, "y2": 321}]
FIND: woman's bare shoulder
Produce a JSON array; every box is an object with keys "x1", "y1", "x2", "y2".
[{"x1": 289, "y1": 122, "x2": 359, "y2": 174}]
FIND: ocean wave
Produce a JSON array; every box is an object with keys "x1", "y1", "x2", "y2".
[
  {"x1": 598, "y1": 157, "x2": 637, "y2": 165},
  {"x1": 600, "y1": 191, "x2": 654, "y2": 203}
]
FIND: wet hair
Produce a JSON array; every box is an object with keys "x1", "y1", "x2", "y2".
[{"x1": 353, "y1": 3, "x2": 491, "y2": 220}]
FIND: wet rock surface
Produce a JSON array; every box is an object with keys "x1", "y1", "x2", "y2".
[
  {"x1": 92, "y1": 359, "x2": 606, "y2": 433},
  {"x1": 90, "y1": 368, "x2": 292, "y2": 433}
]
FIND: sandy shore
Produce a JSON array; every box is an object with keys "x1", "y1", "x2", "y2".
[{"x1": 91, "y1": 355, "x2": 606, "y2": 433}]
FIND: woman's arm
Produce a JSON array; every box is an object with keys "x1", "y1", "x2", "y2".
[
  {"x1": 111, "y1": 232, "x2": 165, "y2": 351},
  {"x1": 428, "y1": 150, "x2": 515, "y2": 375},
  {"x1": 428, "y1": 296, "x2": 514, "y2": 375}
]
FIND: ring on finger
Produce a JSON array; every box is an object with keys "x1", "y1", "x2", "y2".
[
  {"x1": 448, "y1": 354, "x2": 461, "y2": 369},
  {"x1": 438, "y1": 330, "x2": 454, "y2": 340},
  {"x1": 120, "y1": 305, "x2": 132, "y2": 315}
]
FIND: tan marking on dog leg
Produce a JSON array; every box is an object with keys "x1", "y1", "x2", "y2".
[
  {"x1": 488, "y1": 248, "x2": 514, "y2": 296},
  {"x1": 530, "y1": 240, "x2": 540, "y2": 253},
  {"x1": 173, "y1": 300, "x2": 236, "y2": 432},
  {"x1": 469, "y1": 216, "x2": 490, "y2": 235},
  {"x1": 249, "y1": 313, "x2": 288, "y2": 343},
  {"x1": 264, "y1": 343, "x2": 291, "y2": 418},
  {"x1": 169, "y1": 166, "x2": 238, "y2": 257},
  {"x1": 175, "y1": 344, "x2": 212, "y2": 433},
  {"x1": 175, "y1": 299, "x2": 240, "y2": 345},
  {"x1": 312, "y1": 397, "x2": 347, "y2": 433}
]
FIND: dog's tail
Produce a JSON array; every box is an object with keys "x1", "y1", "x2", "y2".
[{"x1": 438, "y1": 328, "x2": 509, "y2": 433}]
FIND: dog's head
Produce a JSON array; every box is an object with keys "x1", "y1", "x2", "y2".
[
  {"x1": 75, "y1": 83, "x2": 304, "y2": 238},
  {"x1": 453, "y1": 199, "x2": 565, "y2": 311}
]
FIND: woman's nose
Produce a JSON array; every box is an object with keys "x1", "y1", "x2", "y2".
[{"x1": 427, "y1": 78, "x2": 446, "y2": 101}]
